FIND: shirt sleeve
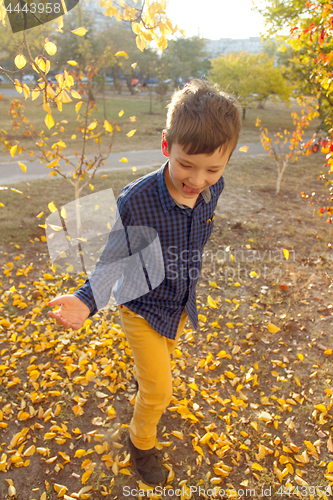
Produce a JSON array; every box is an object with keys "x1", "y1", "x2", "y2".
[{"x1": 73, "y1": 199, "x2": 135, "y2": 316}]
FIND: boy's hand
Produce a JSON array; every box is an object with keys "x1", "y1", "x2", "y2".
[{"x1": 47, "y1": 295, "x2": 90, "y2": 330}]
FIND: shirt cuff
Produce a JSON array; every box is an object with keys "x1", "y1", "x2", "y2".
[{"x1": 73, "y1": 279, "x2": 98, "y2": 317}]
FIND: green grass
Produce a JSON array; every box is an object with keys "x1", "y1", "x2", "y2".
[
  {"x1": 0, "y1": 150, "x2": 329, "y2": 249},
  {"x1": 0, "y1": 90, "x2": 321, "y2": 162}
]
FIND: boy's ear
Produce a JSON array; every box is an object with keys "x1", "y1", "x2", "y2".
[{"x1": 161, "y1": 130, "x2": 169, "y2": 158}]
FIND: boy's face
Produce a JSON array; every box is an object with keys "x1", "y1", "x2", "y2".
[{"x1": 162, "y1": 135, "x2": 232, "y2": 201}]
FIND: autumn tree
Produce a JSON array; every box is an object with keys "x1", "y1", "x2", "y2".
[
  {"x1": 162, "y1": 36, "x2": 211, "y2": 87},
  {"x1": 258, "y1": 0, "x2": 333, "y2": 222},
  {"x1": 0, "y1": 0, "x2": 183, "y2": 271},
  {"x1": 209, "y1": 51, "x2": 291, "y2": 119},
  {"x1": 257, "y1": 100, "x2": 319, "y2": 194}
]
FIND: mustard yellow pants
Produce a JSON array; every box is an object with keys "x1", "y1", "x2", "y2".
[{"x1": 118, "y1": 305, "x2": 188, "y2": 450}]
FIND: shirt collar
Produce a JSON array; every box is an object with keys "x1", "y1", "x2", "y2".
[{"x1": 158, "y1": 161, "x2": 212, "y2": 212}]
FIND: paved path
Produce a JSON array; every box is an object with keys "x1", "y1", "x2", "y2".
[{"x1": 0, "y1": 143, "x2": 266, "y2": 186}]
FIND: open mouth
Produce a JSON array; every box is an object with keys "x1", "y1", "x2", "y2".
[{"x1": 182, "y1": 183, "x2": 201, "y2": 195}]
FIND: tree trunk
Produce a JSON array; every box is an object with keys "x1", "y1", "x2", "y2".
[
  {"x1": 149, "y1": 89, "x2": 153, "y2": 114},
  {"x1": 75, "y1": 179, "x2": 86, "y2": 275},
  {"x1": 242, "y1": 107, "x2": 246, "y2": 120},
  {"x1": 276, "y1": 173, "x2": 282, "y2": 195}
]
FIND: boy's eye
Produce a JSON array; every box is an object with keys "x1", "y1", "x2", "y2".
[{"x1": 181, "y1": 163, "x2": 218, "y2": 174}]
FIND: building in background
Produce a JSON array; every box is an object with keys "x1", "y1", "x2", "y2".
[{"x1": 205, "y1": 37, "x2": 263, "y2": 58}]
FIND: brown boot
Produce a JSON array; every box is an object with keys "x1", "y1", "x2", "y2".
[{"x1": 127, "y1": 435, "x2": 167, "y2": 487}]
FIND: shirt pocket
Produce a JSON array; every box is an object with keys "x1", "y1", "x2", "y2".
[{"x1": 199, "y1": 214, "x2": 215, "y2": 248}]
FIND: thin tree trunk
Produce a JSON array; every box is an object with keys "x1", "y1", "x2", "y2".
[{"x1": 75, "y1": 179, "x2": 86, "y2": 275}]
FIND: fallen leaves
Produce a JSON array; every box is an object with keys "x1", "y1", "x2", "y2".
[{"x1": 0, "y1": 238, "x2": 332, "y2": 498}]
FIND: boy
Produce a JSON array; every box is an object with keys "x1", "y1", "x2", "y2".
[{"x1": 48, "y1": 79, "x2": 241, "y2": 487}]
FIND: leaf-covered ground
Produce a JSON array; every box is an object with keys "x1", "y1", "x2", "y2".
[{"x1": 0, "y1": 157, "x2": 333, "y2": 500}]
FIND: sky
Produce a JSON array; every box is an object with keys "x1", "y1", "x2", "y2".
[{"x1": 165, "y1": 0, "x2": 267, "y2": 40}]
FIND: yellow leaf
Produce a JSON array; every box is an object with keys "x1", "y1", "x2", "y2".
[
  {"x1": 87, "y1": 120, "x2": 97, "y2": 131},
  {"x1": 45, "y1": 113, "x2": 55, "y2": 130},
  {"x1": 86, "y1": 370, "x2": 95, "y2": 382},
  {"x1": 119, "y1": 157, "x2": 128, "y2": 163},
  {"x1": 71, "y1": 90, "x2": 81, "y2": 99},
  {"x1": 239, "y1": 145, "x2": 249, "y2": 153},
  {"x1": 45, "y1": 40, "x2": 57, "y2": 56},
  {"x1": 54, "y1": 483, "x2": 67, "y2": 494},
  {"x1": 15, "y1": 79, "x2": 23, "y2": 93},
  {"x1": 58, "y1": 451, "x2": 70, "y2": 462},
  {"x1": 8, "y1": 485, "x2": 16, "y2": 497},
  {"x1": 283, "y1": 248, "x2": 290, "y2": 260},
  {"x1": 48, "y1": 201, "x2": 57, "y2": 213},
  {"x1": 10, "y1": 145, "x2": 17, "y2": 157},
  {"x1": 267, "y1": 323, "x2": 280, "y2": 333},
  {"x1": 249, "y1": 270, "x2": 258, "y2": 278},
  {"x1": 207, "y1": 295, "x2": 217, "y2": 308},
  {"x1": 18, "y1": 162, "x2": 27, "y2": 173},
  {"x1": 315, "y1": 404, "x2": 327, "y2": 414},
  {"x1": 23, "y1": 84, "x2": 30, "y2": 99},
  {"x1": 67, "y1": 60, "x2": 78, "y2": 66},
  {"x1": 15, "y1": 54, "x2": 27, "y2": 69},
  {"x1": 297, "y1": 353, "x2": 304, "y2": 361},
  {"x1": 131, "y1": 62, "x2": 138, "y2": 69},
  {"x1": 200, "y1": 432, "x2": 212, "y2": 444},
  {"x1": 226, "y1": 322, "x2": 234, "y2": 329},
  {"x1": 32, "y1": 89, "x2": 40, "y2": 101},
  {"x1": 82, "y1": 470, "x2": 93, "y2": 484},
  {"x1": 119, "y1": 468, "x2": 131, "y2": 475},
  {"x1": 71, "y1": 27, "x2": 88, "y2": 36},
  {"x1": 126, "y1": 129, "x2": 137, "y2": 138},
  {"x1": 115, "y1": 51, "x2": 128, "y2": 58},
  {"x1": 171, "y1": 430, "x2": 183, "y2": 440},
  {"x1": 104, "y1": 120, "x2": 113, "y2": 133},
  {"x1": 23, "y1": 445, "x2": 36, "y2": 457},
  {"x1": 43, "y1": 273, "x2": 55, "y2": 280},
  {"x1": 75, "y1": 101, "x2": 83, "y2": 114},
  {"x1": 118, "y1": 109, "x2": 124, "y2": 117},
  {"x1": 74, "y1": 449, "x2": 87, "y2": 458},
  {"x1": 181, "y1": 485, "x2": 192, "y2": 500},
  {"x1": 252, "y1": 463, "x2": 265, "y2": 471}
]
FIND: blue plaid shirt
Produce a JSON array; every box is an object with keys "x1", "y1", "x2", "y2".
[{"x1": 74, "y1": 161, "x2": 224, "y2": 339}]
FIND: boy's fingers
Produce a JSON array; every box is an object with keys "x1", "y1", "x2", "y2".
[{"x1": 48, "y1": 296, "x2": 64, "y2": 306}]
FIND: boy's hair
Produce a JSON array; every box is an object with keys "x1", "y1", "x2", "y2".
[{"x1": 165, "y1": 79, "x2": 241, "y2": 156}]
